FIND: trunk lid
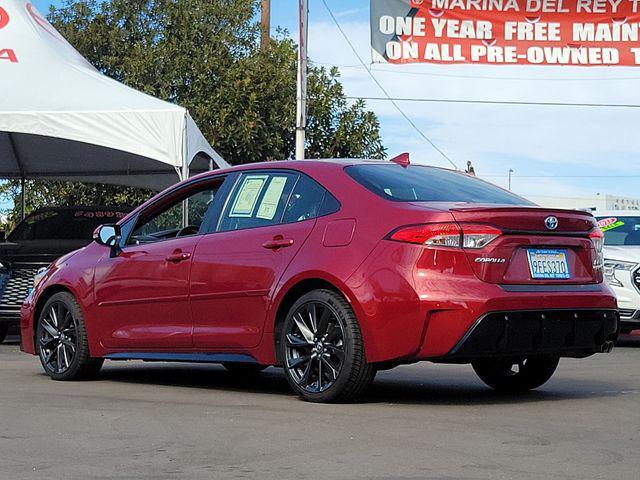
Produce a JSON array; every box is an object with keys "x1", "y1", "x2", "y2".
[{"x1": 449, "y1": 206, "x2": 601, "y2": 285}]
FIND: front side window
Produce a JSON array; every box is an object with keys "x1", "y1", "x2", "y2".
[
  {"x1": 597, "y1": 216, "x2": 640, "y2": 246},
  {"x1": 129, "y1": 180, "x2": 223, "y2": 244},
  {"x1": 345, "y1": 164, "x2": 533, "y2": 206}
]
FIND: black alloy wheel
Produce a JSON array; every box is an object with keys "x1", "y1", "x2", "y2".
[
  {"x1": 282, "y1": 289, "x2": 376, "y2": 403},
  {"x1": 38, "y1": 300, "x2": 78, "y2": 375},
  {"x1": 36, "y1": 292, "x2": 103, "y2": 381},
  {"x1": 285, "y1": 300, "x2": 346, "y2": 393}
]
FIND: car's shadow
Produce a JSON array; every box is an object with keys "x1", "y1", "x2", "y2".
[
  {"x1": 10, "y1": 333, "x2": 637, "y2": 406},
  {"x1": 95, "y1": 359, "x2": 633, "y2": 407},
  {"x1": 617, "y1": 334, "x2": 640, "y2": 348}
]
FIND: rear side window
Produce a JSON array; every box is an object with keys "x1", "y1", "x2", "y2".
[
  {"x1": 283, "y1": 174, "x2": 337, "y2": 223},
  {"x1": 345, "y1": 164, "x2": 533, "y2": 206},
  {"x1": 218, "y1": 172, "x2": 297, "y2": 231}
]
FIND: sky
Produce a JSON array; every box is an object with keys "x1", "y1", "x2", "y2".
[{"x1": 31, "y1": 0, "x2": 640, "y2": 203}]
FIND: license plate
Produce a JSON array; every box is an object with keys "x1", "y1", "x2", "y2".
[{"x1": 527, "y1": 249, "x2": 571, "y2": 280}]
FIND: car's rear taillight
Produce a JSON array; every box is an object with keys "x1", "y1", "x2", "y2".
[
  {"x1": 589, "y1": 227, "x2": 604, "y2": 269},
  {"x1": 461, "y1": 224, "x2": 502, "y2": 249},
  {"x1": 388, "y1": 223, "x2": 501, "y2": 249},
  {"x1": 589, "y1": 227, "x2": 604, "y2": 252},
  {"x1": 388, "y1": 223, "x2": 461, "y2": 247}
]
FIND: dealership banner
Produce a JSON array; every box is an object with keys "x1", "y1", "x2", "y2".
[{"x1": 371, "y1": 0, "x2": 640, "y2": 65}]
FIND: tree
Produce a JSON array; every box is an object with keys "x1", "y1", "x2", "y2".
[{"x1": 0, "y1": 0, "x2": 385, "y2": 226}]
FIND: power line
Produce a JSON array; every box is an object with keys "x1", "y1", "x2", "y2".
[
  {"x1": 319, "y1": 0, "x2": 459, "y2": 170},
  {"x1": 481, "y1": 174, "x2": 640, "y2": 178},
  {"x1": 311, "y1": 61, "x2": 640, "y2": 82},
  {"x1": 346, "y1": 96, "x2": 640, "y2": 109}
]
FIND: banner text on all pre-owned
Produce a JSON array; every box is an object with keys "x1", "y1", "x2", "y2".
[{"x1": 370, "y1": 0, "x2": 640, "y2": 65}]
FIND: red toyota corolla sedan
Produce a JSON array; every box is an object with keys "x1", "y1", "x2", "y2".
[{"x1": 20, "y1": 159, "x2": 619, "y2": 402}]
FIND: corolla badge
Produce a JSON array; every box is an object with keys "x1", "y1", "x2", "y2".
[
  {"x1": 545, "y1": 216, "x2": 559, "y2": 230},
  {"x1": 475, "y1": 257, "x2": 506, "y2": 264}
]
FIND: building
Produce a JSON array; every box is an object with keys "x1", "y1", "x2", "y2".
[{"x1": 528, "y1": 194, "x2": 640, "y2": 212}]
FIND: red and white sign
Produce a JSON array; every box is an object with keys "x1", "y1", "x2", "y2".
[
  {"x1": 0, "y1": 48, "x2": 17, "y2": 62},
  {"x1": 371, "y1": 0, "x2": 640, "y2": 65},
  {"x1": 0, "y1": 6, "x2": 10, "y2": 30},
  {"x1": 0, "y1": 4, "x2": 17, "y2": 63},
  {"x1": 597, "y1": 217, "x2": 618, "y2": 228}
]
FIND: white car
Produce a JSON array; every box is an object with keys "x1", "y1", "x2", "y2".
[{"x1": 596, "y1": 211, "x2": 640, "y2": 333}]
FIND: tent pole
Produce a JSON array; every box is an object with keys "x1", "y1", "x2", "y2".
[
  {"x1": 20, "y1": 177, "x2": 26, "y2": 220},
  {"x1": 6, "y1": 133, "x2": 27, "y2": 219}
]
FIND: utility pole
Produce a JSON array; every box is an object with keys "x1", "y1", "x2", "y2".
[
  {"x1": 260, "y1": 0, "x2": 270, "y2": 52},
  {"x1": 295, "y1": 0, "x2": 308, "y2": 160},
  {"x1": 508, "y1": 168, "x2": 514, "y2": 191}
]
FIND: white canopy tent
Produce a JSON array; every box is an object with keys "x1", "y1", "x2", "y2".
[{"x1": 0, "y1": 0, "x2": 228, "y2": 209}]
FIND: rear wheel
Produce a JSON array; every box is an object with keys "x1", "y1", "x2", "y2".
[
  {"x1": 0, "y1": 324, "x2": 8, "y2": 344},
  {"x1": 281, "y1": 289, "x2": 376, "y2": 403},
  {"x1": 36, "y1": 292, "x2": 103, "y2": 381},
  {"x1": 472, "y1": 356, "x2": 559, "y2": 392},
  {"x1": 222, "y1": 363, "x2": 267, "y2": 374}
]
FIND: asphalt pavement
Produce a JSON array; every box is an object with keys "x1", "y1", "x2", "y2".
[{"x1": 1, "y1": 334, "x2": 639, "y2": 480}]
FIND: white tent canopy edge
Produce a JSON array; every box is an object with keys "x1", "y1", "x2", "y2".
[{"x1": 0, "y1": 0, "x2": 229, "y2": 199}]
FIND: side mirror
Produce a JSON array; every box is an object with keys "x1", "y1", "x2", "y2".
[{"x1": 93, "y1": 224, "x2": 121, "y2": 256}]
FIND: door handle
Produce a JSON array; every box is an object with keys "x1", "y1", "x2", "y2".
[
  {"x1": 165, "y1": 251, "x2": 192, "y2": 263},
  {"x1": 262, "y1": 237, "x2": 294, "y2": 250}
]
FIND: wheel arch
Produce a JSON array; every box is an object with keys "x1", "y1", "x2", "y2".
[{"x1": 270, "y1": 274, "x2": 360, "y2": 364}]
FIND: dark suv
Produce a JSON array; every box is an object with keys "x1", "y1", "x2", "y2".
[{"x1": 0, "y1": 207, "x2": 131, "y2": 343}]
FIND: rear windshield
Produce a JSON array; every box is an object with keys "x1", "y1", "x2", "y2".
[
  {"x1": 596, "y1": 216, "x2": 640, "y2": 246},
  {"x1": 8, "y1": 209, "x2": 128, "y2": 241},
  {"x1": 345, "y1": 164, "x2": 533, "y2": 205}
]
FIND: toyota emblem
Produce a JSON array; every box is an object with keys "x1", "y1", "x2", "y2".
[{"x1": 545, "y1": 216, "x2": 559, "y2": 230}]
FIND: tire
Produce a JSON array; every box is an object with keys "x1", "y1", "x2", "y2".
[
  {"x1": 222, "y1": 363, "x2": 267, "y2": 374},
  {"x1": 0, "y1": 324, "x2": 8, "y2": 344},
  {"x1": 472, "y1": 356, "x2": 560, "y2": 393},
  {"x1": 36, "y1": 292, "x2": 103, "y2": 381},
  {"x1": 281, "y1": 289, "x2": 376, "y2": 403}
]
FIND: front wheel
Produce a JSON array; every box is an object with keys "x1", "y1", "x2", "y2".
[
  {"x1": 281, "y1": 289, "x2": 376, "y2": 403},
  {"x1": 472, "y1": 356, "x2": 560, "y2": 392},
  {"x1": 36, "y1": 292, "x2": 103, "y2": 381}
]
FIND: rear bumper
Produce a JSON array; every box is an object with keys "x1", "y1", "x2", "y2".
[
  {"x1": 436, "y1": 309, "x2": 619, "y2": 362},
  {"x1": 348, "y1": 241, "x2": 619, "y2": 364}
]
